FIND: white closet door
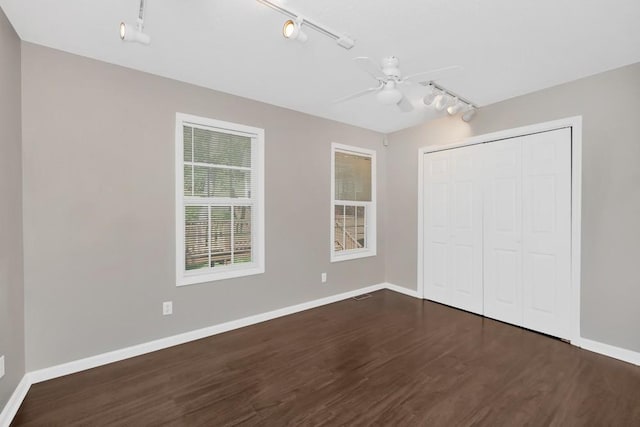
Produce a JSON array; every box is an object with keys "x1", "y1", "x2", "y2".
[
  {"x1": 424, "y1": 146, "x2": 483, "y2": 313},
  {"x1": 423, "y1": 150, "x2": 452, "y2": 305},
  {"x1": 483, "y1": 139, "x2": 524, "y2": 326},
  {"x1": 449, "y1": 146, "x2": 483, "y2": 314},
  {"x1": 522, "y1": 128, "x2": 571, "y2": 339},
  {"x1": 484, "y1": 128, "x2": 572, "y2": 338}
]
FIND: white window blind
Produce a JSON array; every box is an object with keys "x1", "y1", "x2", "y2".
[
  {"x1": 331, "y1": 143, "x2": 377, "y2": 262},
  {"x1": 176, "y1": 114, "x2": 264, "y2": 286}
]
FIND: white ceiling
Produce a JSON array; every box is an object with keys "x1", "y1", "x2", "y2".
[{"x1": 2, "y1": 0, "x2": 639, "y2": 133}]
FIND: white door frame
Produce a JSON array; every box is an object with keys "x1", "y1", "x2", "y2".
[{"x1": 417, "y1": 116, "x2": 582, "y2": 343}]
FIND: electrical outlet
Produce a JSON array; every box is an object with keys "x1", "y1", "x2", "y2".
[
  {"x1": 0, "y1": 355, "x2": 5, "y2": 379},
  {"x1": 321, "y1": 272, "x2": 327, "y2": 283},
  {"x1": 162, "y1": 301, "x2": 173, "y2": 316}
]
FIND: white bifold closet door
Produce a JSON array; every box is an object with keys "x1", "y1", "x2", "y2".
[
  {"x1": 484, "y1": 128, "x2": 571, "y2": 339},
  {"x1": 424, "y1": 127, "x2": 571, "y2": 340},
  {"x1": 423, "y1": 145, "x2": 483, "y2": 315}
]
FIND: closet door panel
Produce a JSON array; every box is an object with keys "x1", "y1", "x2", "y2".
[
  {"x1": 483, "y1": 139, "x2": 523, "y2": 326},
  {"x1": 423, "y1": 150, "x2": 452, "y2": 305},
  {"x1": 522, "y1": 128, "x2": 572, "y2": 339},
  {"x1": 450, "y1": 145, "x2": 483, "y2": 314}
]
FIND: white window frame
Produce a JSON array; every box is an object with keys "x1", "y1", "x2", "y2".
[
  {"x1": 330, "y1": 143, "x2": 377, "y2": 262},
  {"x1": 175, "y1": 113, "x2": 265, "y2": 286}
]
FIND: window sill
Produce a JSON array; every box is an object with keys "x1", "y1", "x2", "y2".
[
  {"x1": 330, "y1": 249, "x2": 377, "y2": 263},
  {"x1": 177, "y1": 265, "x2": 264, "y2": 287}
]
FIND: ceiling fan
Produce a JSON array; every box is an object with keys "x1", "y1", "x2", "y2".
[{"x1": 334, "y1": 56, "x2": 460, "y2": 112}]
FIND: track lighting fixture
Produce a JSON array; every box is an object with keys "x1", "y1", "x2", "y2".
[
  {"x1": 120, "y1": 22, "x2": 150, "y2": 44},
  {"x1": 420, "y1": 81, "x2": 477, "y2": 122},
  {"x1": 434, "y1": 91, "x2": 450, "y2": 111},
  {"x1": 423, "y1": 93, "x2": 437, "y2": 106},
  {"x1": 283, "y1": 20, "x2": 295, "y2": 38},
  {"x1": 461, "y1": 106, "x2": 478, "y2": 122},
  {"x1": 120, "y1": 0, "x2": 150, "y2": 45},
  {"x1": 282, "y1": 18, "x2": 307, "y2": 42},
  {"x1": 422, "y1": 84, "x2": 437, "y2": 106},
  {"x1": 447, "y1": 97, "x2": 463, "y2": 115},
  {"x1": 257, "y1": 0, "x2": 355, "y2": 49}
]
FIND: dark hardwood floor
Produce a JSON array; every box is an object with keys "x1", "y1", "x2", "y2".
[{"x1": 12, "y1": 290, "x2": 640, "y2": 426}]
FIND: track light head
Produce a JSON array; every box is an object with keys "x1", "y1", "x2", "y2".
[
  {"x1": 447, "y1": 98, "x2": 463, "y2": 115},
  {"x1": 120, "y1": 0, "x2": 150, "y2": 45},
  {"x1": 120, "y1": 21, "x2": 151, "y2": 45},
  {"x1": 422, "y1": 85, "x2": 437, "y2": 106},
  {"x1": 423, "y1": 93, "x2": 436, "y2": 106},
  {"x1": 461, "y1": 106, "x2": 477, "y2": 122},
  {"x1": 259, "y1": 0, "x2": 355, "y2": 49},
  {"x1": 283, "y1": 18, "x2": 307, "y2": 42},
  {"x1": 282, "y1": 19, "x2": 295, "y2": 37},
  {"x1": 434, "y1": 92, "x2": 450, "y2": 111}
]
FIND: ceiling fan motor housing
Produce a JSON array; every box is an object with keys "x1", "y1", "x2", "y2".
[{"x1": 381, "y1": 56, "x2": 401, "y2": 78}]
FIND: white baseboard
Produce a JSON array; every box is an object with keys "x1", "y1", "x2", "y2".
[
  {"x1": 576, "y1": 337, "x2": 640, "y2": 366},
  {"x1": 29, "y1": 283, "x2": 387, "y2": 384},
  {"x1": 0, "y1": 375, "x2": 31, "y2": 427},
  {"x1": 384, "y1": 282, "x2": 421, "y2": 299}
]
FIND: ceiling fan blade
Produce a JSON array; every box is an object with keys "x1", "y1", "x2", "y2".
[
  {"x1": 403, "y1": 65, "x2": 462, "y2": 84},
  {"x1": 396, "y1": 95, "x2": 414, "y2": 112},
  {"x1": 333, "y1": 82, "x2": 383, "y2": 104},
  {"x1": 354, "y1": 57, "x2": 386, "y2": 80}
]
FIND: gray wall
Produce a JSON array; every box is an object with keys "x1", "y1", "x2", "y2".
[
  {"x1": 386, "y1": 62, "x2": 640, "y2": 353},
  {"x1": 11, "y1": 33, "x2": 640, "y2": 376},
  {"x1": 0, "y1": 7, "x2": 25, "y2": 409},
  {"x1": 20, "y1": 43, "x2": 386, "y2": 370}
]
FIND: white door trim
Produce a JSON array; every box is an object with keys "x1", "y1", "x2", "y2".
[{"x1": 417, "y1": 116, "x2": 582, "y2": 343}]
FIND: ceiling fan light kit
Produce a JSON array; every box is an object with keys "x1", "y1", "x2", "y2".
[
  {"x1": 376, "y1": 82, "x2": 403, "y2": 105},
  {"x1": 119, "y1": 0, "x2": 150, "y2": 45},
  {"x1": 257, "y1": 0, "x2": 355, "y2": 49}
]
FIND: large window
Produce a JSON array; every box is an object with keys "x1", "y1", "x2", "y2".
[
  {"x1": 331, "y1": 143, "x2": 376, "y2": 262},
  {"x1": 176, "y1": 113, "x2": 264, "y2": 286}
]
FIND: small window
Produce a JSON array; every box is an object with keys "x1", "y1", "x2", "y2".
[
  {"x1": 176, "y1": 113, "x2": 264, "y2": 286},
  {"x1": 331, "y1": 143, "x2": 377, "y2": 262}
]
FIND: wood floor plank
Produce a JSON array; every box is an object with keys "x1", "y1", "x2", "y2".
[{"x1": 11, "y1": 290, "x2": 640, "y2": 426}]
